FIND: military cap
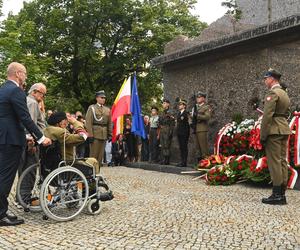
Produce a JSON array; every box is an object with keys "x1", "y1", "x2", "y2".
[
  {"x1": 196, "y1": 91, "x2": 207, "y2": 98},
  {"x1": 47, "y1": 111, "x2": 67, "y2": 125},
  {"x1": 162, "y1": 98, "x2": 170, "y2": 104},
  {"x1": 178, "y1": 99, "x2": 187, "y2": 106},
  {"x1": 151, "y1": 106, "x2": 159, "y2": 111},
  {"x1": 264, "y1": 68, "x2": 281, "y2": 80},
  {"x1": 95, "y1": 90, "x2": 106, "y2": 97}
]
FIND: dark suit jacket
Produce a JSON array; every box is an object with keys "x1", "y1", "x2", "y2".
[
  {"x1": 177, "y1": 110, "x2": 190, "y2": 137},
  {"x1": 0, "y1": 80, "x2": 43, "y2": 146}
]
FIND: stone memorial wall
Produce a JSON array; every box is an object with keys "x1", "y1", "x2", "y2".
[{"x1": 152, "y1": 3, "x2": 300, "y2": 164}]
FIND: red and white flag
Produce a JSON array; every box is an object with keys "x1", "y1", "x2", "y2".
[{"x1": 111, "y1": 77, "x2": 131, "y2": 142}]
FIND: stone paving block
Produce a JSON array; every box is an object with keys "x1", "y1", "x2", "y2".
[{"x1": 0, "y1": 166, "x2": 299, "y2": 249}]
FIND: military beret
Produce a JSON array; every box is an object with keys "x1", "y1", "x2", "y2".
[
  {"x1": 162, "y1": 98, "x2": 170, "y2": 104},
  {"x1": 95, "y1": 90, "x2": 106, "y2": 97},
  {"x1": 178, "y1": 99, "x2": 187, "y2": 105},
  {"x1": 264, "y1": 68, "x2": 281, "y2": 80},
  {"x1": 196, "y1": 91, "x2": 207, "y2": 98},
  {"x1": 47, "y1": 112, "x2": 67, "y2": 125}
]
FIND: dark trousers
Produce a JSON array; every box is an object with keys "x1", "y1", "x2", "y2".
[
  {"x1": 141, "y1": 139, "x2": 149, "y2": 161},
  {"x1": 178, "y1": 135, "x2": 189, "y2": 165},
  {"x1": 149, "y1": 128, "x2": 159, "y2": 162},
  {"x1": 112, "y1": 153, "x2": 126, "y2": 166},
  {"x1": 0, "y1": 144, "x2": 23, "y2": 219},
  {"x1": 18, "y1": 148, "x2": 39, "y2": 203}
]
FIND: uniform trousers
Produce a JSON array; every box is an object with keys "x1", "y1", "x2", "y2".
[
  {"x1": 177, "y1": 134, "x2": 189, "y2": 165},
  {"x1": 196, "y1": 131, "x2": 209, "y2": 158},
  {"x1": 0, "y1": 145, "x2": 23, "y2": 219},
  {"x1": 160, "y1": 126, "x2": 172, "y2": 157},
  {"x1": 90, "y1": 139, "x2": 106, "y2": 167},
  {"x1": 265, "y1": 134, "x2": 289, "y2": 186}
]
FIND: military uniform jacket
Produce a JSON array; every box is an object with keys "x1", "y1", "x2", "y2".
[
  {"x1": 44, "y1": 120, "x2": 85, "y2": 160},
  {"x1": 177, "y1": 110, "x2": 190, "y2": 136},
  {"x1": 260, "y1": 85, "x2": 291, "y2": 142},
  {"x1": 85, "y1": 104, "x2": 112, "y2": 140},
  {"x1": 196, "y1": 103, "x2": 211, "y2": 132},
  {"x1": 159, "y1": 109, "x2": 175, "y2": 128}
]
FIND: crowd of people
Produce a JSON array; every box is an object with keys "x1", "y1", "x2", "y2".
[{"x1": 0, "y1": 61, "x2": 291, "y2": 227}]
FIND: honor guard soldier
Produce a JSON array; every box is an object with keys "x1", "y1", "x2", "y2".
[
  {"x1": 158, "y1": 99, "x2": 175, "y2": 165},
  {"x1": 149, "y1": 106, "x2": 160, "y2": 163},
  {"x1": 85, "y1": 90, "x2": 112, "y2": 166},
  {"x1": 192, "y1": 91, "x2": 211, "y2": 161},
  {"x1": 176, "y1": 99, "x2": 190, "y2": 167},
  {"x1": 260, "y1": 68, "x2": 291, "y2": 205}
]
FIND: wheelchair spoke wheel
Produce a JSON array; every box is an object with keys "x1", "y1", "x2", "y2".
[
  {"x1": 16, "y1": 163, "x2": 43, "y2": 212},
  {"x1": 40, "y1": 166, "x2": 89, "y2": 222}
]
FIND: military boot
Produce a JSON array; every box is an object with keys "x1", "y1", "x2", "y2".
[
  {"x1": 281, "y1": 184, "x2": 287, "y2": 204},
  {"x1": 262, "y1": 186, "x2": 287, "y2": 205},
  {"x1": 165, "y1": 156, "x2": 170, "y2": 165}
]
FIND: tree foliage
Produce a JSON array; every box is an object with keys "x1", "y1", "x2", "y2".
[
  {"x1": 0, "y1": 0, "x2": 206, "y2": 113},
  {"x1": 221, "y1": 0, "x2": 242, "y2": 20}
]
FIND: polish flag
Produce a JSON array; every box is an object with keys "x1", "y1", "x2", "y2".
[{"x1": 111, "y1": 77, "x2": 131, "y2": 142}]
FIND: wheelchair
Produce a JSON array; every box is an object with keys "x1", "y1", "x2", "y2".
[{"x1": 16, "y1": 140, "x2": 113, "y2": 222}]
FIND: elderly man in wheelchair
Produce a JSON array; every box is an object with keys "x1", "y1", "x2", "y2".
[{"x1": 16, "y1": 112, "x2": 113, "y2": 222}]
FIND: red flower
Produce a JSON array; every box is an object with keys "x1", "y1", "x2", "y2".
[{"x1": 221, "y1": 176, "x2": 228, "y2": 181}]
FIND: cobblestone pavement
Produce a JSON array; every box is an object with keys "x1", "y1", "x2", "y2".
[{"x1": 0, "y1": 167, "x2": 300, "y2": 250}]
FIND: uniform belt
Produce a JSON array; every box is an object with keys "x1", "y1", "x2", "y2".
[
  {"x1": 273, "y1": 114, "x2": 288, "y2": 118},
  {"x1": 93, "y1": 124, "x2": 107, "y2": 127},
  {"x1": 150, "y1": 127, "x2": 158, "y2": 129}
]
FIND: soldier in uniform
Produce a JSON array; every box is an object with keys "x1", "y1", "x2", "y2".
[
  {"x1": 260, "y1": 68, "x2": 291, "y2": 205},
  {"x1": 149, "y1": 106, "x2": 160, "y2": 163},
  {"x1": 192, "y1": 91, "x2": 211, "y2": 161},
  {"x1": 44, "y1": 112, "x2": 99, "y2": 174},
  {"x1": 176, "y1": 99, "x2": 190, "y2": 167},
  {"x1": 85, "y1": 91, "x2": 112, "y2": 167},
  {"x1": 158, "y1": 99, "x2": 175, "y2": 165}
]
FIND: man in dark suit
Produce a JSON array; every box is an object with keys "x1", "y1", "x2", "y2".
[
  {"x1": 176, "y1": 99, "x2": 190, "y2": 167},
  {"x1": 0, "y1": 62, "x2": 52, "y2": 226}
]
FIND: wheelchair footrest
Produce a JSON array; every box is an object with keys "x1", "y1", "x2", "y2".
[{"x1": 99, "y1": 191, "x2": 114, "y2": 202}]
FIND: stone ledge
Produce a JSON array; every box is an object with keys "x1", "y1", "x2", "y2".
[
  {"x1": 152, "y1": 14, "x2": 300, "y2": 66},
  {"x1": 124, "y1": 162, "x2": 200, "y2": 176}
]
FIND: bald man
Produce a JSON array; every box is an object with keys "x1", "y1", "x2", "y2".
[{"x1": 0, "y1": 62, "x2": 51, "y2": 226}]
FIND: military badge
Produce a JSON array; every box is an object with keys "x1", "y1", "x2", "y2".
[{"x1": 266, "y1": 96, "x2": 272, "y2": 101}]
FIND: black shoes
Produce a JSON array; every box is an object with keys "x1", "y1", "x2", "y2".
[
  {"x1": 0, "y1": 216, "x2": 24, "y2": 227},
  {"x1": 6, "y1": 211, "x2": 17, "y2": 221},
  {"x1": 99, "y1": 191, "x2": 114, "y2": 202},
  {"x1": 262, "y1": 186, "x2": 287, "y2": 205}
]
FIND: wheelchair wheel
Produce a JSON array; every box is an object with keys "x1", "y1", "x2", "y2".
[
  {"x1": 40, "y1": 166, "x2": 89, "y2": 222},
  {"x1": 16, "y1": 163, "x2": 43, "y2": 212},
  {"x1": 87, "y1": 199, "x2": 101, "y2": 215}
]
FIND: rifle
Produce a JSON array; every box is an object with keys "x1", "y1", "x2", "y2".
[{"x1": 190, "y1": 93, "x2": 197, "y2": 134}]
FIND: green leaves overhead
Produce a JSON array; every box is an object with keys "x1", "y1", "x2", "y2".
[{"x1": 0, "y1": 0, "x2": 206, "y2": 112}]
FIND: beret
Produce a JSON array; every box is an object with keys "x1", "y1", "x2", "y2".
[{"x1": 47, "y1": 112, "x2": 67, "y2": 125}]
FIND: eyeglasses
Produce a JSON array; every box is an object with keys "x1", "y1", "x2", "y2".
[
  {"x1": 36, "y1": 90, "x2": 46, "y2": 97},
  {"x1": 17, "y1": 70, "x2": 27, "y2": 76}
]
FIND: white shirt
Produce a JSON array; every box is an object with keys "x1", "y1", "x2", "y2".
[
  {"x1": 271, "y1": 83, "x2": 281, "y2": 90},
  {"x1": 10, "y1": 79, "x2": 19, "y2": 87}
]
